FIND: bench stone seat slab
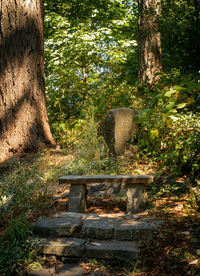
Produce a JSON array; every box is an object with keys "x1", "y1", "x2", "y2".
[
  {"x1": 59, "y1": 175, "x2": 154, "y2": 184},
  {"x1": 33, "y1": 217, "x2": 81, "y2": 237}
]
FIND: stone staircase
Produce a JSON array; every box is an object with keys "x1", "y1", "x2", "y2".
[{"x1": 33, "y1": 212, "x2": 161, "y2": 262}]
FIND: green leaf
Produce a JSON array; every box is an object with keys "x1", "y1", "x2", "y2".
[
  {"x1": 166, "y1": 102, "x2": 175, "y2": 110},
  {"x1": 169, "y1": 115, "x2": 179, "y2": 120},
  {"x1": 164, "y1": 90, "x2": 177, "y2": 97},
  {"x1": 176, "y1": 103, "x2": 187, "y2": 109}
]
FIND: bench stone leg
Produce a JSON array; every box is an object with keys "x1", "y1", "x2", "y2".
[
  {"x1": 126, "y1": 184, "x2": 147, "y2": 213},
  {"x1": 68, "y1": 184, "x2": 87, "y2": 213}
]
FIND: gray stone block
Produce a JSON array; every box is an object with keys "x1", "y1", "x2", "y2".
[
  {"x1": 28, "y1": 264, "x2": 84, "y2": 276},
  {"x1": 68, "y1": 184, "x2": 87, "y2": 213},
  {"x1": 126, "y1": 183, "x2": 147, "y2": 213},
  {"x1": 114, "y1": 219, "x2": 159, "y2": 241},
  {"x1": 55, "y1": 212, "x2": 83, "y2": 219},
  {"x1": 37, "y1": 237, "x2": 86, "y2": 257},
  {"x1": 103, "y1": 108, "x2": 137, "y2": 156},
  {"x1": 86, "y1": 240, "x2": 139, "y2": 260},
  {"x1": 82, "y1": 217, "x2": 118, "y2": 239},
  {"x1": 33, "y1": 217, "x2": 81, "y2": 237}
]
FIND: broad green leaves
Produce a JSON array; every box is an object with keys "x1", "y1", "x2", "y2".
[{"x1": 44, "y1": 0, "x2": 137, "y2": 140}]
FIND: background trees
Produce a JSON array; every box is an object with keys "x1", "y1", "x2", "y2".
[
  {"x1": 161, "y1": 0, "x2": 200, "y2": 72},
  {"x1": 44, "y1": 0, "x2": 138, "y2": 141},
  {"x1": 44, "y1": 0, "x2": 200, "y2": 177}
]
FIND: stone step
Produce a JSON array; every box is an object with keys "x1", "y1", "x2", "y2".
[
  {"x1": 33, "y1": 212, "x2": 161, "y2": 242},
  {"x1": 33, "y1": 217, "x2": 81, "y2": 237},
  {"x1": 86, "y1": 240, "x2": 139, "y2": 261},
  {"x1": 82, "y1": 216, "x2": 158, "y2": 241},
  {"x1": 37, "y1": 237, "x2": 139, "y2": 261},
  {"x1": 37, "y1": 237, "x2": 85, "y2": 257}
]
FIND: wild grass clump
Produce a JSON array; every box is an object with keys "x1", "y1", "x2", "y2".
[
  {"x1": 0, "y1": 215, "x2": 40, "y2": 275},
  {"x1": 60, "y1": 107, "x2": 119, "y2": 175},
  {"x1": 0, "y1": 152, "x2": 65, "y2": 274}
]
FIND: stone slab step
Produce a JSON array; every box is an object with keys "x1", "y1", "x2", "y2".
[
  {"x1": 33, "y1": 213, "x2": 161, "y2": 241},
  {"x1": 27, "y1": 264, "x2": 84, "y2": 276},
  {"x1": 33, "y1": 217, "x2": 81, "y2": 237},
  {"x1": 37, "y1": 237, "x2": 85, "y2": 257},
  {"x1": 37, "y1": 237, "x2": 139, "y2": 261},
  {"x1": 114, "y1": 219, "x2": 158, "y2": 241},
  {"x1": 86, "y1": 240, "x2": 139, "y2": 261},
  {"x1": 82, "y1": 217, "x2": 118, "y2": 239},
  {"x1": 82, "y1": 216, "x2": 159, "y2": 241}
]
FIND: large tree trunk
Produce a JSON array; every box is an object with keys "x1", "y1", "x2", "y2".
[
  {"x1": 138, "y1": 0, "x2": 162, "y2": 85},
  {"x1": 0, "y1": 0, "x2": 55, "y2": 163}
]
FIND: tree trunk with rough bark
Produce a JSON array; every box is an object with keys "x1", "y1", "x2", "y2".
[
  {"x1": 0, "y1": 0, "x2": 55, "y2": 163},
  {"x1": 138, "y1": 0, "x2": 162, "y2": 85}
]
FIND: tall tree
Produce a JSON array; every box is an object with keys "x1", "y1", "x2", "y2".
[
  {"x1": 0, "y1": 0, "x2": 55, "y2": 163},
  {"x1": 138, "y1": 0, "x2": 162, "y2": 85}
]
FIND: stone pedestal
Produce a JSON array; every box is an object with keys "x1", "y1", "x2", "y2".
[
  {"x1": 68, "y1": 184, "x2": 87, "y2": 213},
  {"x1": 126, "y1": 184, "x2": 147, "y2": 213}
]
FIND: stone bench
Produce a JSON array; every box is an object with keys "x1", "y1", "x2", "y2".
[{"x1": 59, "y1": 175, "x2": 154, "y2": 214}]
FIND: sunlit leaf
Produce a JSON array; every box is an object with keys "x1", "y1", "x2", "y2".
[
  {"x1": 164, "y1": 90, "x2": 177, "y2": 97},
  {"x1": 177, "y1": 103, "x2": 187, "y2": 109},
  {"x1": 169, "y1": 115, "x2": 179, "y2": 120}
]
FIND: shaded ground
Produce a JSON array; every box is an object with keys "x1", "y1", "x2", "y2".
[
  {"x1": 28, "y1": 186, "x2": 200, "y2": 275},
  {"x1": 0, "y1": 151, "x2": 199, "y2": 275}
]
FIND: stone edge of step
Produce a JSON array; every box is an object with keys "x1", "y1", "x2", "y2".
[{"x1": 36, "y1": 236, "x2": 139, "y2": 260}]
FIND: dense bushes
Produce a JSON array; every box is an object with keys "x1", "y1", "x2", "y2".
[{"x1": 134, "y1": 72, "x2": 200, "y2": 178}]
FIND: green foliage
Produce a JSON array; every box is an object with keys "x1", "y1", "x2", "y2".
[
  {"x1": 0, "y1": 215, "x2": 39, "y2": 275},
  {"x1": 161, "y1": 0, "x2": 200, "y2": 72},
  {"x1": 0, "y1": 152, "x2": 72, "y2": 274},
  {"x1": 44, "y1": 0, "x2": 200, "y2": 187},
  {"x1": 75, "y1": 107, "x2": 107, "y2": 162},
  {"x1": 134, "y1": 73, "x2": 200, "y2": 178},
  {"x1": 44, "y1": 1, "x2": 137, "y2": 141},
  {"x1": 59, "y1": 107, "x2": 119, "y2": 175},
  {"x1": 0, "y1": 151, "x2": 69, "y2": 225}
]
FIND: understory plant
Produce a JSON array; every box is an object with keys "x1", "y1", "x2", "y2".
[
  {"x1": 0, "y1": 215, "x2": 40, "y2": 275},
  {"x1": 134, "y1": 71, "x2": 200, "y2": 178},
  {"x1": 0, "y1": 152, "x2": 68, "y2": 275},
  {"x1": 60, "y1": 106, "x2": 119, "y2": 175}
]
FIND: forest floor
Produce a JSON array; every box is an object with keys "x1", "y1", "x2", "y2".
[{"x1": 0, "y1": 150, "x2": 200, "y2": 275}]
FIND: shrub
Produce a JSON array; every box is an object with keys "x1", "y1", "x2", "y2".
[{"x1": 134, "y1": 72, "x2": 200, "y2": 178}]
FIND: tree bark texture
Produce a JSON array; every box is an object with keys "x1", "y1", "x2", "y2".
[
  {"x1": 138, "y1": 0, "x2": 162, "y2": 85},
  {"x1": 0, "y1": 0, "x2": 55, "y2": 163}
]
